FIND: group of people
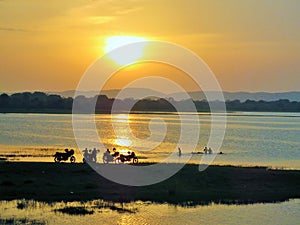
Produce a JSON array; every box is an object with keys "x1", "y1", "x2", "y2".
[
  {"x1": 103, "y1": 147, "x2": 137, "y2": 163},
  {"x1": 203, "y1": 146, "x2": 213, "y2": 154},
  {"x1": 103, "y1": 148, "x2": 119, "y2": 160},
  {"x1": 178, "y1": 146, "x2": 216, "y2": 156},
  {"x1": 80, "y1": 146, "x2": 223, "y2": 163},
  {"x1": 83, "y1": 147, "x2": 138, "y2": 163},
  {"x1": 82, "y1": 148, "x2": 100, "y2": 163},
  {"x1": 203, "y1": 147, "x2": 223, "y2": 154},
  {"x1": 106, "y1": 148, "x2": 136, "y2": 158}
]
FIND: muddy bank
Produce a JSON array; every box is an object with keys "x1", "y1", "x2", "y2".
[{"x1": 0, "y1": 162, "x2": 299, "y2": 205}]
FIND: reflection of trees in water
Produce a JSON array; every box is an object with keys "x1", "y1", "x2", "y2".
[{"x1": 0, "y1": 218, "x2": 45, "y2": 225}]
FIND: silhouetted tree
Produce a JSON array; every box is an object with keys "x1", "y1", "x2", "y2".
[
  {"x1": 1, "y1": 92, "x2": 300, "y2": 113},
  {"x1": 0, "y1": 93, "x2": 11, "y2": 107}
]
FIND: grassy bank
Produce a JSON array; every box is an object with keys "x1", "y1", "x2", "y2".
[{"x1": 0, "y1": 162, "x2": 299, "y2": 205}]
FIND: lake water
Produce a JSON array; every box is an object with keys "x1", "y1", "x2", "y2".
[
  {"x1": 0, "y1": 112, "x2": 299, "y2": 169},
  {"x1": 0, "y1": 199, "x2": 299, "y2": 225},
  {"x1": 0, "y1": 112, "x2": 299, "y2": 224}
]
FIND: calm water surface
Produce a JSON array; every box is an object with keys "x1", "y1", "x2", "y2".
[
  {"x1": 0, "y1": 112, "x2": 299, "y2": 224},
  {"x1": 0, "y1": 112, "x2": 299, "y2": 168},
  {"x1": 0, "y1": 199, "x2": 299, "y2": 225}
]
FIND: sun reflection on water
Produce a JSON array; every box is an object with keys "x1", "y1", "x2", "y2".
[
  {"x1": 113, "y1": 114, "x2": 131, "y2": 123},
  {"x1": 111, "y1": 114, "x2": 133, "y2": 148},
  {"x1": 114, "y1": 137, "x2": 132, "y2": 147}
]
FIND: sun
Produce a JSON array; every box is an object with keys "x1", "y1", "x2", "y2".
[{"x1": 104, "y1": 36, "x2": 148, "y2": 66}]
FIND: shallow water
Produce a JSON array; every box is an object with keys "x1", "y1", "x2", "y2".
[
  {"x1": 0, "y1": 112, "x2": 299, "y2": 169},
  {"x1": 0, "y1": 199, "x2": 299, "y2": 225}
]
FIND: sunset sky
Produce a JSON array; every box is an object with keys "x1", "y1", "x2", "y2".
[{"x1": 1, "y1": 0, "x2": 299, "y2": 93}]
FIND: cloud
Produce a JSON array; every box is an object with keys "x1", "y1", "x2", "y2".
[
  {"x1": 87, "y1": 16, "x2": 115, "y2": 24},
  {"x1": 0, "y1": 27, "x2": 27, "y2": 32},
  {"x1": 116, "y1": 6, "x2": 143, "y2": 15}
]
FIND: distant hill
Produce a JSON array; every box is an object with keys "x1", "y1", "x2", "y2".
[
  {"x1": 170, "y1": 91, "x2": 300, "y2": 102},
  {"x1": 48, "y1": 88, "x2": 167, "y2": 99},
  {"x1": 48, "y1": 88, "x2": 300, "y2": 102}
]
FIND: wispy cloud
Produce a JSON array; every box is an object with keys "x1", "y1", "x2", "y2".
[
  {"x1": 87, "y1": 16, "x2": 115, "y2": 24},
  {"x1": 0, "y1": 27, "x2": 27, "y2": 32},
  {"x1": 116, "y1": 6, "x2": 143, "y2": 15}
]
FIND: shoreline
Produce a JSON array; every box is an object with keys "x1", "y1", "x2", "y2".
[
  {"x1": 0, "y1": 144, "x2": 299, "y2": 171},
  {"x1": 0, "y1": 162, "x2": 299, "y2": 205},
  {"x1": 1, "y1": 157, "x2": 299, "y2": 172}
]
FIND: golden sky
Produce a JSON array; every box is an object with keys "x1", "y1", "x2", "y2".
[{"x1": 0, "y1": 0, "x2": 299, "y2": 93}]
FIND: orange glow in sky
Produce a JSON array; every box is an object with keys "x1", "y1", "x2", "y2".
[{"x1": 0, "y1": 0, "x2": 299, "y2": 93}]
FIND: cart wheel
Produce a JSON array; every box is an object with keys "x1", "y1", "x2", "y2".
[
  {"x1": 133, "y1": 158, "x2": 138, "y2": 164},
  {"x1": 70, "y1": 156, "x2": 76, "y2": 163},
  {"x1": 54, "y1": 156, "x2": 60, "y2": 163}
]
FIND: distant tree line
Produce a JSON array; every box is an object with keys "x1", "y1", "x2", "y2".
[
  {"x1": 0, "y1": 92, "x2": 300, "y2": 113},
  {"x1": 0, "y1": 92, "x2": 73, "y2": 113}
]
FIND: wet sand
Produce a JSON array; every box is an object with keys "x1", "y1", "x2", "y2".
[{"x1": 0, "y1": 162, "x2": 299, "y2": 205}]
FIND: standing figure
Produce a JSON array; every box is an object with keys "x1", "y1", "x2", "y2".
[
  {"x1": 178, "y1": 147, "x2": 182, "y2": 157},
  {"x1": 91, "y1": 148, "x2": 99, "y2": 162},
  {"x1": 203, "y1": 146, "x2": 208, "y2": 154},
  {"x1": 105, "y1": 148, "x2": 111, "y2": 155},
  {"x1": 83, "y1": 148, "x2": 89, "y2": 162}
]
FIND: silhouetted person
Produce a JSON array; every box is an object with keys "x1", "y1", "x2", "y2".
[
  {"x1": 178, "y1": 147, "x2": 182, "y2": 157},
  {"x1": 105, "y1": 148, "x2": 110, "y2": 155},
  {"x1": 131, "y1": 151, "x2": 136, "y2": 157},
  {"x1": 112, "y1": 147, "x2": 119, "y2": 157},
  {"x1": 208, "y1": 147, "x2": 213, "y2": 154},
  {"x1": 105, "y1": 149, "x2": 113, "y2": 160},
  {"x1": 203, "y1": 146, "x2": 208, "y2": 154},
  {"x1": 91, "y1": 148, "x2": 98, "y2": 162},
  {"x1": 83, "y1": 148, "x2": 89, "y2": 162}
]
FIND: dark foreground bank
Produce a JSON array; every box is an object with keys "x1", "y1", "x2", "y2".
[{"x1": 0, "y1": 162, "x2": 299, "y2": 205}]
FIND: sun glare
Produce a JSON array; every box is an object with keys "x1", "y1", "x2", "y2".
[
  {"x1": 104, "y1": 36, "x2": 148, "y2": 65},
  {"x1": 114, "y1": 137, "x2": 132, "y2": 147}
]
